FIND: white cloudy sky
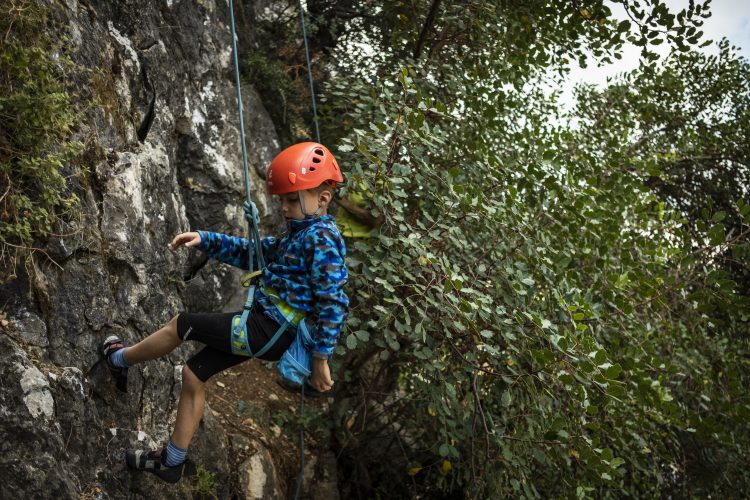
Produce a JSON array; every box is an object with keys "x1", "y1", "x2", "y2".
[{"x1": 562, "y1": 0, "x2": 750, "y2": 105}]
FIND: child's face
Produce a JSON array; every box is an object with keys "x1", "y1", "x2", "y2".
[{"x1": 278, "y1": 189, "x2": 327, "y2": 220}]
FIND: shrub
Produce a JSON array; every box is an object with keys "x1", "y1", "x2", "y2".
[{"x1": 0, "y1": 0, "x2": 84, "y2": 280}]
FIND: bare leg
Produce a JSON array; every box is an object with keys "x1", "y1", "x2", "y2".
[
  {"x1": 170, "y1": 365, "x2": 205, "y2": 449},
  {"x1": 123, "y1": 315, "x2": 182, "y2": 365}
]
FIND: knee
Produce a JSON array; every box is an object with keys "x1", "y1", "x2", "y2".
[
  {"x1": 168, "y1": 314, "x2": 181, "y2": 340},
  {"x1": 182, "y1": 365, "x2": 204, "y2": 393}
]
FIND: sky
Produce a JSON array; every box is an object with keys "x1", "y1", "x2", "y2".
[{"x1": 561, "y1": 0, "x2": 750, "y2": 108}]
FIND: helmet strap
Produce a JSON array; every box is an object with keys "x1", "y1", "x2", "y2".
[{"x1": 298, "y1": 191, "x2": 323, "y2": 219}]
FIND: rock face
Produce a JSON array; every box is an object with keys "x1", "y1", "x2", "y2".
[
  {"x1": 0, "y1": 0, "x2": 289, "y2": 498},
  {"x1": 241, "y1": 443, "x2": 282, "y2": 500}
]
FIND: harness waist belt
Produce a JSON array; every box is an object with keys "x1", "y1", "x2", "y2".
[{"x1": 262, "y1": 287, "x2": 306, "y2": 327}]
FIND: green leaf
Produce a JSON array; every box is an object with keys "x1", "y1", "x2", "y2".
[
  {"x1": 708, "y1": 223, "x2": 725, "y2": 245},
  {"x1": 501, "y1": 391, "x2": 511, "y2": 407},
  {"x1": 346, "y1": 335, "x2": 357, "y2": 349},
  {"x1": 605, "y1": 364, "x2": 622, "y2": 379},
  {"x1": 355, "y1": 330, "x2": 371, "y2": 342},
  {"x1": 594, "y1": 349, "x2": 607, "y2": 364},
  {"x1": 607, "y1": 384, "x2": 626, "y2": 399}
]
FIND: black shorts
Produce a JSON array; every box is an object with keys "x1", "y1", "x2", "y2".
[{"x1": 176, "y1": 302, "x2": 295, "y2": 382}]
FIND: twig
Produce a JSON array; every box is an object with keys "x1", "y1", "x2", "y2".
[
  {"x1": 472, "y1": 372, "x2": 491, "y2": 459},
  {"x1": 3, "y1": 241, "x2": 64, "y2": 271}
]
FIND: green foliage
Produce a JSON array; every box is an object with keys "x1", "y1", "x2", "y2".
[
  {"x1": 0, "y1": 0, "x2": 84, "y2": 279},
  {"x1": 243, "y1": 49, "x2": 310, "y2": 144},
  {"x1": 565, "y1": 42, "x2": 750, "y2": 494},
  {"x1": 184, "y1": 466, "x2": 218, "y2": 500},
  {"x1": 286, "y1": 1, "x2": 750, "y2": 497},
  {"x1": 272, "y1": 400, "x2": 332, "y2": 445},
  {"x1": 242, "y1": 7, "x2": 324, "y2": 144}
]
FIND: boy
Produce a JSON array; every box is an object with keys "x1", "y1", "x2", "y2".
[{"x1": 100, "y1": 142, "x2": 348, "y2": 483}]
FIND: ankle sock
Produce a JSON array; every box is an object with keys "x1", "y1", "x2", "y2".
[
  {"x1": 164, "y1": 441, "x2": 187, "y2": 467},
  {"x1": 110, "y1": 347, "x2": 130, "y2": 368}
]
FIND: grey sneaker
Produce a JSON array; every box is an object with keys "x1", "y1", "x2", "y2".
[
  {"x1": 125, "y1": 447, "x2": 197, "y2": 484},
  {"x1": 100, "y1": 335, "x2": 128, "y2": 393}
]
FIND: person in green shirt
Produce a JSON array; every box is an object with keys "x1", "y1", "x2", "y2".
[{"x1": 335, "y1": 190, "x2": 383, "y2": 238}]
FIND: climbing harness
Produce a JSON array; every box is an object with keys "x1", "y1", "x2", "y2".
[{"x1": 264, "y1": 287, "x2": 306, "y2": 327}]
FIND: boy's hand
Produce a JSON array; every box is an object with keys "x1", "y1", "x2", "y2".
[
  {"x1": 309, "y1": 358, "x2": 334, "y2": 393},
  {"x1": 168, "y1": 232, "x2": 201, "y2": 251}
]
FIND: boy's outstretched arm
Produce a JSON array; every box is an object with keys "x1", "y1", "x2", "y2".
[
  {"x1": 194, "y1": 230, "x2": 277, "y2": 269},
  {"x1": 168, "y1": 232, "x2": 202, "y2": 251},
  {"x1": 168, "y1": 230, "x2": 277, "y2": 270}
]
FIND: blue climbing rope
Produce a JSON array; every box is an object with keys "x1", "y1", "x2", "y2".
[
  {"x1": 227, "y1": 0, "x2": 268, "y2": 359},
  {"x1": 295, "y1": 3, "x2": 320, "y2": 497},
  {"x1": 299, "y1": 1, "x2": 321, "y2": 143},
  {"x1": 295, "y1": 382, "x2": 306, "y2": 499},
  {"x1": 226, "y1": 2, "x2": 312, "y2": 499},
  {"x1": 228, "y1": 0, "x2": 264, "y2": 274}
]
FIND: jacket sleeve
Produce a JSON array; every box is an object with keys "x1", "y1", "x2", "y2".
[
  {"x1": 197, "y1": 231, "x2": 277, "y2": 270},
  {"x1": 305, "y1": 227, "x2": 349, "y2": 358}
]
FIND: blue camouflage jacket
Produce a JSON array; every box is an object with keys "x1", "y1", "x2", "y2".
[{"x1": 197, "y1": 215, "x2": 348, "y2": 359}]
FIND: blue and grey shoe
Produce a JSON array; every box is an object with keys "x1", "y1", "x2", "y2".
[
  {"x1": 100, "y1": 335, "x2": 128, "y2": 393},
  {"x1": 125, "y1": 447, "x2": 197, "y2": 483}
]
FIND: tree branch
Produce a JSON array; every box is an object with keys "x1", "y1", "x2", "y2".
[{"x1": 413, "y1": 0, "x2": 442, "y2": 60}]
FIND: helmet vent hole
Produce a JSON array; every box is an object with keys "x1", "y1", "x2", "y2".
[
  {"x1": 314, "y1": 149, "x2": 324, "y2": 156},
  {"x1": 309, "y1": 166, "x2": 316, "y2": 171},
  {"x1": 312, "y1": 157, "x2": 321, "y2": 164}
]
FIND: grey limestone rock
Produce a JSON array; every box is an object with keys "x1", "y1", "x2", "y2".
[
  {"x1": 0, "y1": 0, "x2": 295, "y2": 498},
  {"x1": 241, "y1": 443, "x2": 282, "y2": 500},
  {"x1": 11, "y1": 309, "x2": 49, "y2": 347}
]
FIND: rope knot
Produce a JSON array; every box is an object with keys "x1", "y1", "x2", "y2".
[{"x1": 243, "y1": 201, "x2": 260, "y2": 226}]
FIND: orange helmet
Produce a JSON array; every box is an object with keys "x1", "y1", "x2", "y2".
[{"x1": 266, "y1": 142, "x2": 344, "y2": 195}]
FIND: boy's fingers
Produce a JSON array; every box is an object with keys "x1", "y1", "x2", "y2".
[
  {"x1": 319, "y1": 379, "x2": 333, "y2": 392},
  {"x1": 168, "y1": 233, "x2": 199, "y2": 251},
  {"x1": 310, "y1": 376, "x2": 332, "y2": 392},
  {"x1": 168, "y1": 238, "x2": 182, "y2": 251}
]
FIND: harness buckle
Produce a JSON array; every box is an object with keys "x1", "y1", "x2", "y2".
[{"x1": 241, "y1": 270, "x2": 263, "y2": 287}]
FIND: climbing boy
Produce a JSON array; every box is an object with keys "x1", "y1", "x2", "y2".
[{"x1": 100, "y1": 142, "x2": 349, "y2": 483}]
